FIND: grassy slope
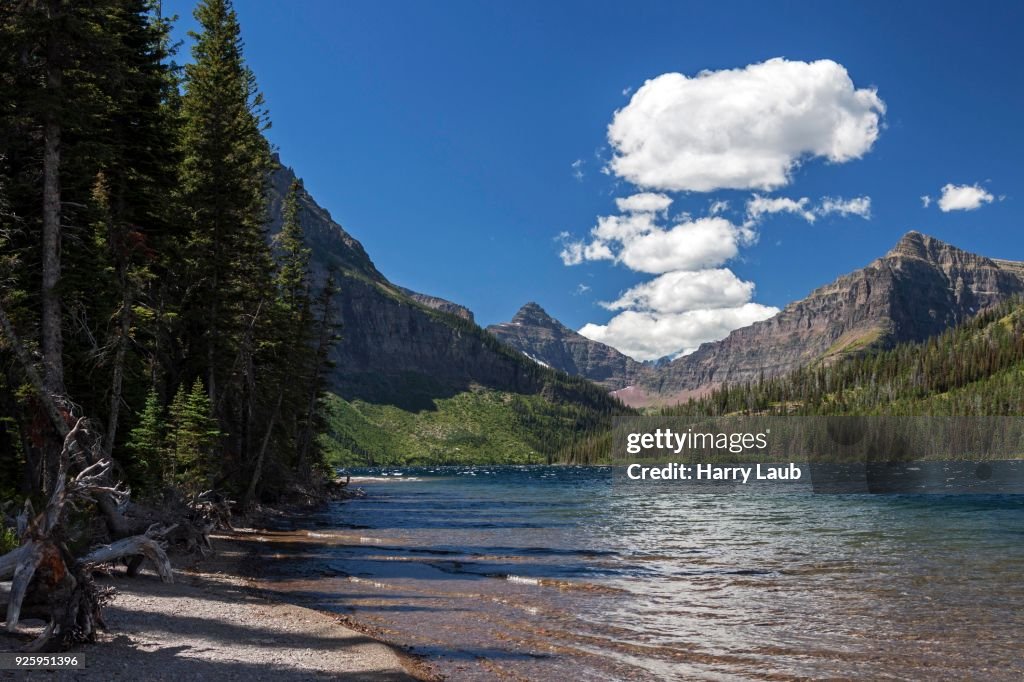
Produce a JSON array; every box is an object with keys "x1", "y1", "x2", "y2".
[{"x1": 320, "y1": 388, "x2": 610, "y2": 466}]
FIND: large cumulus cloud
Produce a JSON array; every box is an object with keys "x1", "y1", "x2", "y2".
[{"x1": 607, "y1": 58, "x2": 885, "y2": 192}]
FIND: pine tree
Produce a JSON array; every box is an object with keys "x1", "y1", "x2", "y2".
[
  {"x1": 126, "y1": 387, "x2": 166, "y2": 488},
  {"x1": 275, "y1": 179, "x2": 312, "y2": 312},
  {"x1": 178, "y1": 0, "x2": 274, "y2": 408},
  {"x1": 0, "y1": 0, "x2": 180, "y2": 493},
  {"x1": 167, "y1": 378, "x2": 220, "y2": 493},
  {"x1": 177, "y1": 0, "x2": 279, "y2": 491}
]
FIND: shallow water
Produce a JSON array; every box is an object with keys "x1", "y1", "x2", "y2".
[{"x1": 261, "y1": 466, "x2": 1024, "y2": 680}]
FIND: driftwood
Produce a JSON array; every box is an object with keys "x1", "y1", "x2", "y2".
[
  {"x1": 0, "y1": 420, "x2": 174, "y2": 650},
  {"x1": 79, "y1": 525, "x2": 174, "y2": 584},
  {"x1": 0, "y1": 295, "x2": 223, "y2": 652}
]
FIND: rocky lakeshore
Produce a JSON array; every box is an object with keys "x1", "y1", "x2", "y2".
[{"x1": 1, "y1": 529, "x2": 433, "y2": 681}]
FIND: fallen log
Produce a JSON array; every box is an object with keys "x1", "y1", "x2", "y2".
[
  {"x1": 0, "y1": 420, "x2": 134, "y2": 648},
  {"x1": 0, "y1": 543, "x2": 30, "y2": 580},
  {"x1": 78, "y1": 528, "x2": 174, "y2": 584}
]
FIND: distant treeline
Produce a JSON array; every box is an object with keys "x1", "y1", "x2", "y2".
[
  {"x1": 0, "y1": 0, "x2": 334, "y2": 503},
  {"x1": 666, "y1": 298, "x2": 1024, "y2": 418}
]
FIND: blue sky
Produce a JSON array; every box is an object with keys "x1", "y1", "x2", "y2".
[{"x1": 165, "y1": 0, "x2": 1023, "y2": 360}]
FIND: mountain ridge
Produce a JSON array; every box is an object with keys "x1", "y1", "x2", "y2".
[
  {"x1": 483, "y1": 232, "x2": 1024, "y2": 408},
  {"x1": 486, "y1": 302, "x2": 646, "y2": 390},
  {"x1": 632, "y1": 230, "x2": 1024, "y2": 405},
  {"x1": 265, "y1": 162, "x2": 624, "y2": 464}
]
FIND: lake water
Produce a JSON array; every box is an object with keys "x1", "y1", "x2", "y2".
[{"x1": 261, "y1": 466, "x2": 1024, "y2": 680}]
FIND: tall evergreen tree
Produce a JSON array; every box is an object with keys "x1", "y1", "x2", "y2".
[
  {"x1": 177, "y1": 0, "x2": 278, "y2": 492},
  {"x1": 178, "y1": 0, "x2": 274, "y2": 410},
  {"x1": 0, "y1": 0, "x2": 179, "y2": 493}
]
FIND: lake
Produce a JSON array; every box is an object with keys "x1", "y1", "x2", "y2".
[{"x1": 261, "y1": 466, "x2": 1024, "y2": 680}]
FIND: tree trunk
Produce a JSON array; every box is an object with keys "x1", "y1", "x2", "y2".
[
  {"x1": 103, "y1": 292, "x2": 132, "y2": 457},
  {"x1": 297, "y1": 286, "x2": 335, "y2": 474},
  {"x1": 0, "y1": 301, "x2": 133, "y2": 537},
  {"x1": 0, "y1": 303, "x2": 66, "y2": 436},
  {"x1": 41, "y1": 0, "x2": 64, "y2": 397},
  {"x1": 244, "y1": 391, "x2": 282, "y2": 509}
]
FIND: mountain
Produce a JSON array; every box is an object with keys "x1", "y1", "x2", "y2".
[
  {"x1": 395, "y1": 286, "x2": 474, "y2": 322},
  {"x1": 667, "y1": 296, "x2": 1024, "y2": 418},
  {"x1": 486, "y1": 302, "x2": 645, "y2": 390},
  {"x1": 631, "y1": 231, "x2": 1024, "y2": 406},
  {"x1": 266, "y1": 163, "x2": 624, "y2": 463}
]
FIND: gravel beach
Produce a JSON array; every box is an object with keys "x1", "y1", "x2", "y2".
[{"x1": 1, "y1": 530, "x2": 427, "y2": 681}]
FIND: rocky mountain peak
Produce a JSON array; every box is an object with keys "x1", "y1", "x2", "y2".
[
  {"x1": 487, "y1": 303, "x2": 645, "y2": 390},
  {"x1": 886, "y1": 230, "x2": 929, "y2": 258},
  {"x1": 511, "y1": 302, "x2": 560, "y2": 328},
  {"x1": 885, "y1": 230, "x2": 995, "y2": 270},
  {"x1": 629, "y1": 231, "x2": 1024, "y2": 406}
]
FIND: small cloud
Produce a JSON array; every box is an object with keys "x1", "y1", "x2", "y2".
[
  {"x1": 921, "y1": 195, "x2": 932, "y2": 208},
  {"x1": 571, "y1": 159, "x2": 585, "y2": 182},
  {"x1": 709, "y1": 200, "x2": 729, "y2": 216},
  {"x1": 560, "y1": 238, "x2": 614, "y2": 266},
  {"x1": 615, "y1": 192, "x2": 673, "y2": 214},
  {"x1": 937, "y1": 183, "x2": 994, "y2": 212},
  {"x1": 817, "y1": 196, "x2": 871, "y2": 219},
  {"x1": 574, "y1": 283, "x2": 591, "y2": 296},
  {"x1": 746, "y1": 194, "x2": 815, "y2": 225},
  {"x1": 744, "y1": 194, "x2": 871, "y2": 225},
  {"x1": 621, "y1": 86, "x2": 633, "y2": 97}
]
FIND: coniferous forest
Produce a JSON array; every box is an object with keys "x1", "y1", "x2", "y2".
[
  {"x1": 0, "y1": 0, "x2": 343, "y2": 646},
  {"x1": 0, "y1": 0, "x2": 334, "y2": 507},
  {"x1": 665, "y1": 298, "x2": 1024, "y2": 418}
]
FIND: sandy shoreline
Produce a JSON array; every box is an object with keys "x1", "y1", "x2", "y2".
[{"x1": 1, "y1": 528, "x2": 435, "y2": 681}]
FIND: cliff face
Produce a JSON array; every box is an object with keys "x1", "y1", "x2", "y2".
[
  {"x1": 395, "y1": 286, "x2": 474, "y2": 323},
  {"x1": 266, "y1": 164, "x2": 619, "y2": 412},
  {"x1": 635, "y1": 231, "x2": 1024, "y2": 403},
  {"x1": 487, "y1": 303, "x2": 646, "y2": 390}
]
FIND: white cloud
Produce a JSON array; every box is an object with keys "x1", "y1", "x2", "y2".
[
  {"x1": 579, "y1": 303, "x2": 779, "y2": 361},
  {"x1": 607, "y1": 58, "x2": 885, "y2": 192},
  {"x1": 559, "y1": 57, "x2": 883, "y2": 361},
  {"x1": 615, "y1": 192, "x2": 672, "y2": 214},
  {"x1": 559, "y1": 198, "x2": 769, "y2": 358},
  {"x1": 559, "y1": 239, "x2": 614, "y2": 266},
  {"x1": 559, "y1": 242, "x2": 583, "y2": 266},
  {"x1": 818, "y1": 195, "x2": 871, "y2": 219},
  {"x1": 574, "y1": 283, "x2": 591, "y2": 295},
  {"x1": 603, "y1": 269, "x2": 755, "y2": 314},
  {"x1": 619, "y1": 217, "x2": 745, "y2": 274},
  {"x1": 921, "y1": 195, "x2": 932, "y2": 208},
  {"x1": 562, "y1": 210, "x2": 749, "y2": 274},
  {"x1": 937, "y1": 183, "x2": 994, "y2": 212},
  {"x1": 571, "y1": 159, "x2": 584, "y2": 182},
  {"x1": 742, "y1": 194, "x2": 872, "y2": 225},
  {"x1": 746, "y1": 194, "x2": 815, "y2": 223},
  {"x1": 592, "y1": 212, "x2": 658, "y2": 241}
]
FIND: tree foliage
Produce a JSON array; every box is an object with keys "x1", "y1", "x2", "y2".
[{"x1": 0, "y1": 0, "x2": 337, "y2": 507}]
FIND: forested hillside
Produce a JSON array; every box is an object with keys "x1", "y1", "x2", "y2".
[{"x1": 666, "y1": 298, "x2": 1024, "y2": 417}]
